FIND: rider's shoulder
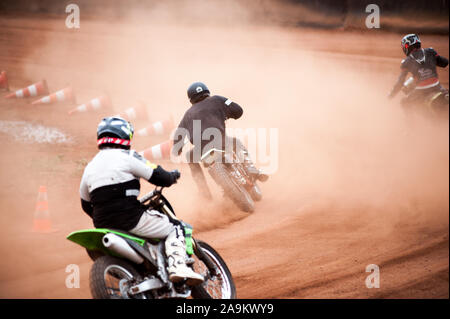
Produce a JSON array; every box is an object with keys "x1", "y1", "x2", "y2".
[
  {"x1": 213, "y1": 95, "x2": 234, "y2": 106},
  {"x1": 400, "y1": 54, "x2": 415, "y2": 67},
  {"x1": 120, "y1": 149, "x2": 132, "y2": 155},
  {"x1": 425, "y1": 47, "x2": 438, "y2": 55},
  {"x1": 400, "y1": 58, "x2": 408, "y2": 67},
  {"x1": 121, "y1": 149, "x2": 145, "y2": 161},
  {"x1": 127, "y1": 149, "x2": 157, "y2": 168},
  {"x1": 210, "y1": 95, "x2": 225, "y2": 101}
]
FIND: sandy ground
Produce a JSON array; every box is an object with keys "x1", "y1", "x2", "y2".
[{"x1": 0, "y1": 13, "x2": 448, "y2": 299}]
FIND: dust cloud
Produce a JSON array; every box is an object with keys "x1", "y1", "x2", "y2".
[
  {"x1": 1, "y1": 0, "x2": 447, "y2": 298},
  {"x1": 17, "y1": 0, "x2": 448, "y2": 233}
]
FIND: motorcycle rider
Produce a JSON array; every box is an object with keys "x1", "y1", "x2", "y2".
[
  {"x1": 172, "y1": 82, "x2": 268, "y2": 198},
  {"x1": 79, "y1": 116, "x2": 204, "y2": 285},
  {"x1": 388, "y1": 34, "x2": 449, "y2": 109}
]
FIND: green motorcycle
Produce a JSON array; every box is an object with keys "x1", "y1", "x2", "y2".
[{"x1": 67, "y1": 187, "x2": 236, "y2": 299}]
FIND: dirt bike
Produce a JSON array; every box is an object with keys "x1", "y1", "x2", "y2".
[
  {"x1": 401, "y1": 76, "x2": 449, "y2": 118},
  {"x1": 201, "y1": 147, "x2": 263, "y2": 213},
  {"x1": 67, "y1": 187, "x2": 236, "y2": 299}
]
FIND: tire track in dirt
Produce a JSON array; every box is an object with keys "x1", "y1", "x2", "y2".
[{"x1": 276, "y1": 236, "x2": 449, "y2": 298}]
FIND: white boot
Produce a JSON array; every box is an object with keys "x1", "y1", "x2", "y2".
[{"x1": 165, "y1": 227, "x2": 204, "y2": 286}]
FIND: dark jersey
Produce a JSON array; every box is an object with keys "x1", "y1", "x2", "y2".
[
  {"x1": 173, "y1": 95, "x2": 243, "y2": 156},
  {"x1": 390, "y1": 48, "x2": 449, "y2": 96},
  {"x1": 402, "y1": 48, "x2": 447, "y2": 83}
]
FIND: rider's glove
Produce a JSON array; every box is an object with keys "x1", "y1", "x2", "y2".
[
  {"x1": 170, "y1": 170, "x2": 181, "y2": 184},
  {"x1": 149, "y1": 166, "x2": 180, "y2": 187}
]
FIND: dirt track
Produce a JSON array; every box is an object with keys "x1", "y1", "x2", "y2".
[{"x1": 0, "y1": 14, "x2": 448, "y2": 299}]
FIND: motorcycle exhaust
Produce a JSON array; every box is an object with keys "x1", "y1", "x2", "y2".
[{"x1": 102, "y1": 233, "x2": 144, "y2": 264}]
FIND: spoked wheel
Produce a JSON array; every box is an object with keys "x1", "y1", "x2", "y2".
[
  {"x1": 89, "y1": 255, "x2": 146, "y2": 299},
  {"x1": 208, "y1": 163, "x2": 254, "y2": 213},
  {"x1": 191, "y1": 241, "x2": 236, "y2": 299}
]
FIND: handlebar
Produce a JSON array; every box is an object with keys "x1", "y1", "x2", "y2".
[
  {"x1": 139, "y1": 170, "x2": 180, "y2": 204},
  {"x1": 139, "y1": 187, "x2": 164, "y2": 204},
  {"x1": 172, "y1": 169, "x2": 181, "y2": 181}
]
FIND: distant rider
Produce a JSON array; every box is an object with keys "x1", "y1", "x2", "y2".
[
  {"x1": 172, "y1": 82, "x2": 268, "y2": 198},
  {"x1": 79, "y1": 116, "x2": 203, "y2": 285},
  {"x1": 388, "y1": 34, "x2": 449, "y2": 108}
]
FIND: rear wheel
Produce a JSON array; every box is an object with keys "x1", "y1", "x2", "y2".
[
  {"x1": 90, "y1": 255, "x2": 146, "y2": 299},
  {"x1": 191, "y1": 241, "x2": 236, "y2": 299},
  {"x1": 208, "y1": 163, "x2": 254, "y2": 213}
]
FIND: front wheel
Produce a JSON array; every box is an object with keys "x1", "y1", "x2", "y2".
[
  {"x1": 191, "y1": 241, "x2": 237, "y2": 299},
  {"x1": 208, "y1": 163, "x2": 254, "y2": 213},
  {"x1": 89, "y1": 255, "x2": 146, "y2": 299}
]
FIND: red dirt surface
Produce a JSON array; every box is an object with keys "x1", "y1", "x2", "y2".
[{"x1": 0, "y1": 14, "x2": 448, "y2": 298}]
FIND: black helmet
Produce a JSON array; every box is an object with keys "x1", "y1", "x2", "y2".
[
  {"x1": 187, "y1": 82, "x2": 210, "y2": 104},
  {"x1": 401, "y1": 34, "x2": 421, "y2": 56},
  {"x1": 97, "y1": 116, "x2": 134, "y2": 149}
]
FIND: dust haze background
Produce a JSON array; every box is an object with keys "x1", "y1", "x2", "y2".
[{"x1": 0, "y1": 0, "x2": 448, "y2": 298}]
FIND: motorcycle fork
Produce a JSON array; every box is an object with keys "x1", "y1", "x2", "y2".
[
  {"x1": 155, "y1": 241, "x2": 171, "y2": 288},
  {"x1": 229, "y1": 162, "x2": 252, "y2": 186}
]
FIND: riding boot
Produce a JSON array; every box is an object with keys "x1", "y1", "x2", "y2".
[{"x1": 165, "y1": 227, "x2": 204, "y2": 286}]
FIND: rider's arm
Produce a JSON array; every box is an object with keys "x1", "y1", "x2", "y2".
[
  {"x1": 388, "y1": 63, "x2": 408, "y2": 98},
  {"x1": 436, "y1": 53, "x2": 449, "y2": 68},
  {"x1": 128, "y1": 151, "x2": 179, "y2": 187},
  {"x1": 436, "y1": 55, "x2": 449, "y2": 68},
  {"x1": 219, "y1": 96, "x2": 243, "y2": 119},
  {"x1": 428, "y1": 48, "x2": 449, "y2": 68}
]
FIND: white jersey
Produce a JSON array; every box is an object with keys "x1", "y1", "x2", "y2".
[
  {"x1": 80, "y1": 148, "x2": 155, "y2": 202},
  {"x1": 79, "y1": 148, "x2": 157, "y2": 230}
]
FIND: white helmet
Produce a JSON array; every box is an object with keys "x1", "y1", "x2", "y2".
[{"x1": 401, "y1": 34, "x2": 421, "y2": 56}]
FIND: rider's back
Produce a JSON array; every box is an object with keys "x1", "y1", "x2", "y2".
[
  {"x1": 175, "y1": 95, "x2": 243, "y2": 154},
  {"x1": 80, "y1": 148, "x2": 150, "y2": 230}
]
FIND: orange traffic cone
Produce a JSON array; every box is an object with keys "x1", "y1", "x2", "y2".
[
  {"x1": 32, "y1": 186, "x2": 55, "y2": 233},
  {"x1": 0, "y1": 71, "x2": 9, "y2": 91},
  {"x1": 5, "y1": 79, "x2": 49, "y2": 98},
  {"x1": 136, "y1": 116, "x2": 174, "y2": 137},
  {"x1": 68, "y1": 95, "x2": 111, "y2": 115},
  {"x1": 31, "y1": 86, "x2": 75, "y2": 105},
  {"x1": 139, "y1": 140, "x2": 173, "y2": 160},
  {"x1": 115, "y1": 101, "x2": 148, "y2": 121}
]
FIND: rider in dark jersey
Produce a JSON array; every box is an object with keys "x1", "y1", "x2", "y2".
[
  {"x1": 388, "y1": 34, "x2": 449, "y2": 108},
  {"x1": 172, "y1": 82, "x2": 268, "y2": 199}
]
